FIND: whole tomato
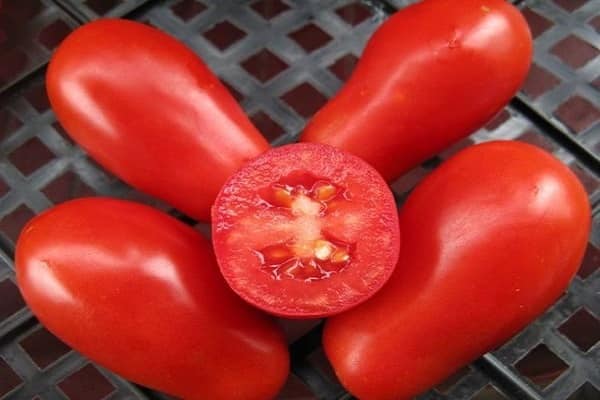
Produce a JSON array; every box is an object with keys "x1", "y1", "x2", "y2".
[
  {"x1": 15, "y1": 198, "x2": 289, "y2": 400},
  {"x1": 301, "y1": 0, "x2": 532, "y2": 181},
  {"x1": 47, "y1": 19, "x2": 269, "y2": 221},
  {"x1": 323, "y1": 141, "x2": 590, "y2": 400}
]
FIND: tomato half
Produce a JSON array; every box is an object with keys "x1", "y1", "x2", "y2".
[
  {"x1": 301, "y1": 0, "x2": 532, "y2": 181},
  {"x1": 46, "y1": 19, "x2": 269, "y2": 221},
  {"x1": 15, "y1": 198, "x2": 289, "y2": 400},
  {"x1": 212, "y1": 143, "x2": 400, "y2": 318},
  {"x1": 323, "y1": 141, "x2": 590, "y2": 400}
]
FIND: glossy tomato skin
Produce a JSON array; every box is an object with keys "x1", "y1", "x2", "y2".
[
  {"x1": 323, "y1": 141, "x2": 590, "y2": 400},
  {"x1": 47, "y1": 19, "x2": 269, "y2": 221},
  {"x1": 16, "y1": 198, "x2": 289, "y2": 400},
  {"x1": 212, "y1": 143, "x2": 400, "y2": 319},
  {"x1": 301, "y1": 0, "x2": 532, "y2": 181}
]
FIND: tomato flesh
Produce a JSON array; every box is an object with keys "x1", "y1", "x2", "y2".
[{"x1": 212, "y1": 143, "x2": 400, "y2": 318}]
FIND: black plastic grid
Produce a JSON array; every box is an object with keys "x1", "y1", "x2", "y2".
[{"x1": 0, "y1": 0, "x2": 599, "y2": 399}]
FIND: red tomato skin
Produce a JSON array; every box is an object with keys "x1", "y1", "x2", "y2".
[
  {"x1": 301, "y1": 0, "x2": 532, "y2": 181},
  {"x1": 15, "y1": 198, "x2": 289, "y2": 400},
  {"x1": 323, "y1": 141, "x2": 590, "y2": 400},
  {"x1": 46, "y1": 19, "x2": 269, "y2": 221}
]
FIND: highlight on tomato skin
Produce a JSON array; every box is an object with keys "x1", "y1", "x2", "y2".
[
  {"x1": 323, "y1": 141, "x2": 591, "y2": 400},
  {"x1": 15, "y1": 198, "x2": 290, "y2": 400},
  {"x1": 211, "y1": 143, "x2": 401, "y2": 319}
]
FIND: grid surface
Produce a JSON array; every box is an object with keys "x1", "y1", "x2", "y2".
[{"x1": 0, "y1": 0, "x2": 599, "y2": 399}]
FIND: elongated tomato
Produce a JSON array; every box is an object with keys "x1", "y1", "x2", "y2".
[
  {"x1": 16, "y1": 198, "x2": 289, "y2": 400},
  {"x1": 323, "y1": 141, "x2": 590, "y2": 400},
  {"x1": 301, "y1": 0, "x2": 532, "y2": 181},
  {"x1": 212, "y1": 143, "x2": 400, "y2": 318},
  {"x1": 47, "y1": 19, "x2": 269, "y2": 221}
]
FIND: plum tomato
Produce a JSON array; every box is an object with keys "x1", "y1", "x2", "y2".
[{"x1": 212, "y1": 143, "x2": 400, "y2": 318}]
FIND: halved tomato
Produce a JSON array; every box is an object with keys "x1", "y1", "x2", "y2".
[{"x1": 212, "y1": 143, "x2": 400, "y2": 318}]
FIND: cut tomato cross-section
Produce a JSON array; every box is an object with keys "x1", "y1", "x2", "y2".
[{"x1": 212, "y1": 143, "x2": 400, "y2": 318}]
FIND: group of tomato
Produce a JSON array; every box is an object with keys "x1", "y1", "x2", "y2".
[{"x1": 13, "y1": 1, "x2": 592, "y2": 399}]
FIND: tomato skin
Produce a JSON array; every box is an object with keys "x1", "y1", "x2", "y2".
[
  {"x1": 15, "y1": 198, "x2": 289, "y2": 400},
  {"x1": 46, "y1": 19, "x2": 269, "y2": 221},
  {"x1": 301, "y1": 0, "x2": 532, "y2": 181},
  {"x1": 323, "y1": 141, "x2": 590, "y2": 400}
]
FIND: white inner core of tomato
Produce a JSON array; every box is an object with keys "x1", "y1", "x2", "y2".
[{"x1": 256, "y1": 178, "x2": 354, "y2": 282}]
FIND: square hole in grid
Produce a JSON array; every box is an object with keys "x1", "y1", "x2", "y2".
[
  {"x1": 24, "y1": 83, "x2": 51, "y2": 114},
  {"x1": 288, "y1": 24, "x2": 332, "y2": 53},
  {"x1": 0, "y1": 109, "x2": 24, "y2": 141},
  {"x1": 241, "y1": 49, "x2": 289, "y2": 83},
  {"x1": 550, "y1": 35, "x2": 599, "y2": 70},
  {"x1": 203, "y1": 20, "x2": 247, "y2": 51},
  {"x1": 0, "y1": 48, "x2": 28, "y2": 88},
  {"x1": 335, "y1": 2, "x2": 373, "y2": 26},
  {"x1": 8, "y1": 136, "x2": 56, "y2": 176},
  {"x1": 0, "y1": 204, "x2": 36, "y2": 243},
  {"x1": 0, "y1": 278, "x2": 26, "y2": 321},
  {"x1": 281, "y1": 82, "x2": 328, "y2": 119},
  {"x1": 514, "y1": 343, "x2": 569, "y2": 390},
  {"x1": 251, "y1": 0, "x2": 290, "y2": 21},
  {"x1": 328, "y1": 53, "x2": 358, "y2": 82},
  {"x1": 170, "y1": 0, "x2": 207, "y2": 22},
  {"x1": 84, "y1": 0, "x2": 121, "y2": 16},
  {"x1": 0, "y1": 357, "x2": 22, "y2": 397},
  {"x1": 554, "y1": 95, "x2": 600, "y2": 134},
  {"x1": 521, "y1": 63, "x2": 561, "y2": 100},
  {"x1": 567, "y1": 382, "x2": 600, "y2": 400},
  {"x1": 276, "y1": 374, "x2": 316, "y2": 399},
  {"x1": 470, "y1": 384, "x2": 508, "y2": 400},
  {"x1": 521, "y1": 7, "x2": 554, "y2": 38},
  {"x1": 58, "y1": 364, "x2": 116, "y2": 400},
  {"x1": 250, "y1": 111, "x2": 285, "y2": 142},
  {"x1": 578, "y1": 243, "x2": 599, "y2": 279},
  {"x1": 553, "y1": 0, "x2": 587, "y2": 13},
  {"x1": 19, "y1": 327, "x2": 72, "y2": 369},
  {"x1": 558, "y1": 307, "x2": 600, "y2": 352},
  {"x1": 38, "y1": 19, "x2": 72, "y2": 51},
  {"x1": 42, "y1": 170, "x2": 96, "y2": 204}
]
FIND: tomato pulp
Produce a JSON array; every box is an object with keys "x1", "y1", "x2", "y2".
[
  {"x1": 301, "y1": 0, "x2": 532, "y2": 181},
  {"x1": 212, "y1": 143, "x2": 400, "y2": 318},
  {"x1": 47, "y1": 19, "x2": 269, "y2": 221},
  {"x1": 16, "y1": 198, "x2": 289, "y2": 400},
  {"x1": 323, "y1": 141, "x2": 591, "y2": 400}
]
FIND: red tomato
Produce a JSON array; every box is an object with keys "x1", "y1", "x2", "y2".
[
  {"x1": 46, "y1": 19, "x2": 269, "y2": 221},
  {"x1": 212, "y1": 143, "x2": 400, "y2": 318},
  {"x1": 323, "y1": 141, "x2": 590, "y2": 400},
  {"x1": 301, "y1": 0, "x2": 532, "y2": 181},
  {"x1": 15, "y1": 198, "x2": 289, "y2": 400}
]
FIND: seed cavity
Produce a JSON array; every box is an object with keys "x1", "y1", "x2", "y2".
[{"x1": 255, "y1": 172, "x2": 354, "y2": 282}]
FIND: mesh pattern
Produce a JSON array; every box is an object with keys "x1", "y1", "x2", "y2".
[{"x1": 0, "y1": 0, "x2": 599, "y2": 399}]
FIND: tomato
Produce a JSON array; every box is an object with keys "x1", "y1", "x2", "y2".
[
  {"x1": 46, "y1": 19, "x2": 269, "y2": 221},
  {"x1": 323, "y1": 141, "x2": 590, "y2": 400},
  {"x1": 15, "y1": 198, "x2": 289, "y2": 400},
  {"x1": 301, "y1": 0, "x2": 532, "y2": 181},
  {"x1": 212, "y1": 143, "x2": 400, "y2": 318}
]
